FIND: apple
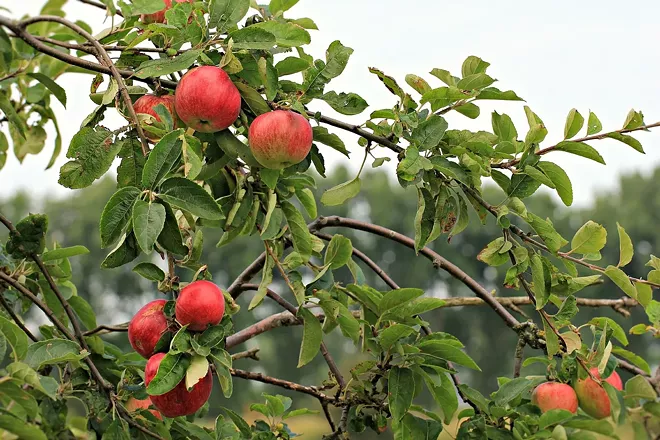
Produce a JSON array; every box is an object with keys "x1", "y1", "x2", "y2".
[
  {"x1": 126, "y1": 396, "x2": 162, "y2": 420},
  {"x1": 175, "y1": 66, "x2": 241, "y2": 133},
  {"x1": 175, "y1": 280, "x2": 225, "y2": 331},
  {"x1": 145, "y1": 353, "x2": 213, "y2": 418},
  {"x1": 132, "y1": 94, "x2": 178, "y2": 141},
  {"x1": 141, "y1": 0, "x2": 193, "y2": 24},
  {"x1": 128, "y1": 299, "x2": 171, "y2": 359},
  {"x1": 531, "y1": 382, "x2": 578, "y2": 414},
  {"x1": 248, "y1": 110, "x2": 313, "y2": 169},
  {"x1": 574, "y1": 367, "x2": 623, "y2": 419}
]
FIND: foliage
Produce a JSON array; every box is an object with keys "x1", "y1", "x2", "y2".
[{"x1": 0, "y1": 0, "x2": 658, "y2": 439}]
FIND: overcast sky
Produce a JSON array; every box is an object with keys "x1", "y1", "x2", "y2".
[{"x1": 2, "y1": 1, "x2": 660, "y2": 206}]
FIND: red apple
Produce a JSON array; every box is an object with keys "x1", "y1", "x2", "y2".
[
  {"x1": 248, "y1": 110, "x2": 313, "y2": 169},
  {"x1": 126, "y1": 396, "x2": 162, "y2": 420},
  {"x1": 145, "y1": 353, "x2": 213, "y2": 418},
  {"x1": 574, "y1": 367, "x2": 623, "y2": 419},
  {"x1": 531, "y1": 382, "x2": 578, "y2": 414},
  {"x1": 132, "y1": 94, "x2": 178, "y2": 140},
  {"x1": 140, "y1": 0, "x2": 193, "y2": 24},
  {"x1": 128, "y1": 299, "x2": 170, "y2": 359},
  {"x1": 175, "y1": 66, "x2": 241, "y2": 133},
  {"x1": 175, "y1": 280, "x2": 225, "y2": 331}
]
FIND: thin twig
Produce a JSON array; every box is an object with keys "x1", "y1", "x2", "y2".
[
  {"x1": 83, "y1": 323, "x2": 129, "y2": 336},
  {"x1": 227, "y1": 252, "x2": 267, "y2": 298},
  {"x1": 513, "y1": 337, "x2": 526, "y2": 378},
  {"x1": 231, "y1": 348, "x2": 260, "y2": 361},
  {"x1": 231, "y1": 368, "x2": 338, "y2": 404},
  {"x1": 0, "y1": 285, "x2": 38, "y2": 342},
  {"x1": 22, "y1": 35, "x2": 182, "y2": 54},
  {"x1": 77, "y1": 0, "x2": 124, "y2": 17}
]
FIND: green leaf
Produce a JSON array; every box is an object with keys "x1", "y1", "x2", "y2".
[
  {"x1": 69, "y1": 296, "x2": 97, "y2": 330},
  {"x1": 616, "y1": 223, "x2": 633, "y2": 267},
  {"x1": 147, "y1": 353, "x2": 190, "y2": 396},
  {"x1": 133, "y1": 262, "x2": 166, "y2": 281},
  {"x1": 228, "y1": 27, "x2": 276, "y2": 50},
  {"x1": 319, "y1": 91, "x2": 368, "y2": 115},
  {"x1": 494, "y1": 377, "x2": 535, "y2": 406},
  {"x1": 538, "y1": 409, "x2": 574, "y2": 430},
  {"x1": 0, "y1": 316, "x2": 28, "y2": 361},
  {"x1": 531, "y1": 254, "x2": 551, "y2": 309},
  {"x1": 607, "y1": 132, "x2": 644, "y2": 153},
  {"x1": 275, "y1": 56, "x2": 310, "y2": 76},
  {"x1": 117, "y1": 138, "x2": 146, "y2": 188},
  {"x1": 185, "y1": 354, "x2": 209, "y2": 390},
  {"x1": 536, "y1": 162, "x2": 573, "y2": 206},
  {"x1": 379, "y1": 324, "x2": 415, "y2": 351},
  {"x1": 543, "y1": 318, "x2": 560, "y2": 357},
  {"x1": 157, "y1": 203, "x2": 188, "y2": 255},
  {"x1": 398, "y1": 146, "x2": 433, "y2": 181},
  {"x1": 297, "y1": 307, "x2": 322, "y2": 367},
  {"x1": 411, "y1": 115, "x2": 448, "y2": 149},
  {"x1": 0, "y1": 132, "x2": 7, "y2": 171},
  {"x1": 0, "y1": 416, "x2": 46, "y2": 440},
  {"x1": 12, "y1": 125, "x2": 47, "y2": 163},
  {"x1": 141, "y1": 129, "x2": 184, "y2": 189},
  {"x1": 456, "y1": 73, "x2": 495, "y2": 90},
  {"x1": 476, "y1": 87, "x2": 524, "y2": 101},
  {"x1": 397, "y1": 297, "x2": 446, "y2": 317},
  {"x1": 5, "y1": 214, "x2": 48, "y2": 259},
  {"x1": 554, "y1": 141, "x2": 605, "y2": 165},
  {"x1": 158, "y1": 177, "x2": 224, "y2": 220},
  {"x1": 623, "y1": 109, "x2": 645, "y2": 130},
  {"x1": 570, "y1": 220, "x2": 607, "y2": 254},
  {"x1": 101, "y1": 232, "x2": 139, "y2": 268},
  {"x1": 320, "y1": 178, "x2": 361, "y2": 206},
  {"x1": 417, "y1": 340, "x2": 481, "y2": 370},
  {"x1": 295, "y1": 188, "x2": 317, "y2": 219},
  {"x1": 379, "y1": 288, "x2": 424, "y2": 316},
  {"x1": 454, "y1": 102, "x2": 480, "y2": 119},
  {"x1": 41, "y1": 245, "x2": 89, "y2": 262},
  {"x1": 214, "y1": 129, "x2": 260, "y2": 167},
  {"x1": 132, "y1": 200, "x2": 166, "y2": 254},
  {"x1": 27, "y1": 72, "x2": 67, "y2": 107},
  {"x1": 281, "y1": 200, "x2": 312, "y2": 262},
  {"x1": 604, "y1": 265, "x2": 637, "y2": 300},
  {"x1": 563, "y1": 108, "x2": 584, "y2": 139},
  {"x1": 527, "y1": 213, "x2": 568, "y2": 252},
  {"x1": 612, "y1": 347, "x2": 649, "y2": 375},
  {"x1": 508, "y1": 173, "x2": 541, "y2": 199},
  {"x1": 324, "y1": 235, "x2": 352, "y2": 270},
  {"x1": 209, "y1": 0, "x2": 250, "y2": 31},
  {"x1": 25, "y1": 339, "x2": 85, "y2": 370},
  {"x1": 312, "y1": 126, "x2": 348, "y2": 156},
  {"x1": 135, "y1": 50, "x2": 201, "y2": 78},
  {"x1": 99, "y1": 187, "x2": 140, "y2": 248},
  {"x1": 0, "y1": 93, "x2": 26, "y2": 139},
  {"x1": 388, "y1": 366, "x2": 415, "y2": 422},
  {"x1": 302, "y1": 40, "x2": 353, "y2": 97},
  {"x1": 270, "y1": 0, "x2": 298, "y2": 13},
  {"x1": 234, "y1": 82, "x2": 270, "y2": 115},
  {"x1": 58, "y1": 126, "x2": 120, "y2": 189},
  {"x1": 252, "y1": 21, "x2": 310, "y2": 47},
  {"x1": 424, "y1": 372, "x2": 458, "y2": 424},
  {"x1": 587, "y1": 111, "x2": 603, "y2": 135},
  {"x1": 462, "y1": 56, "x2": 490, "y2": 77},
  {"x1": 625, "y1": 375, "x2": 656, "y2": 400}
]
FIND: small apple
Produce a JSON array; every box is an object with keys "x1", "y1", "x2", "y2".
[
  {"x1": 175, "y1": 280, "x2": 225, "y2": 331},
  {"x1": 128, "y1": 299, "x2": 171, "y2": 359},
  {"x1": 175, "y1": 66, "x2": 241, "y2": 133},
  {"x1": 126, "y1": 396, "x2": 162, "y2": 420},
  {"x1": 145, "y1": 353, "x2": 213, "y2": 418},
  {"x1": 248, "y1": 110, "x2": 313, "y2": 169},
  {"x1": 575, "y1": 367, "x2": 623, "y2": 419},
  {"x1": 531, "y1": 382, "x2": 578, "y2": 414},
  {"x1": 132, "y1": 94, "x2": 178, "y2": 140},
  {"x1": 141, "y1": 0, "x2": 193, "y2": 24}
]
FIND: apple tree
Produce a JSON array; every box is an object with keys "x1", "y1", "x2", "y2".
[{"x1": 0, "y1": 0, "x2": 659, "y2": 439}]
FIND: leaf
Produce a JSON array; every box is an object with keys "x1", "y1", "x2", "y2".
[
  {"x1": 398, "y1": 146, "x2": 433, "y2": 181},
  {"x1": 58, "y1": 126, "x2": 119, "y2": 189},
  {"x1": 281, "y1": 200, "x2": 312, "y2": 262},
  {"x1": 379, "y1": 324, "x2": 415, "y2": 351},
  {"x1": 0, "y1": 93, "x2": 26, "y2": 139},
  {"x1": 417, "y1": 340, "x2": 481, "y2": 370},
  {"x1": 494, "y1": 377, "x2": 535, "y2": 406},
  {"x1": 616, "y1": 223, "x2": 633, "y2": 267},
  {"x1": 0, "y1": 316, "x2": 28, "y2": 361},
  {"x1": 221, "y1": 407, "x2": 251, "y2": 437},
  {"x1": 141, "y1": 129, "x2": 184, "y2": 189},
  {"x1": 270, "y1": 0, "x2": 298, "y2": 13},
  {"x1": 101, "y1": 232, "x2": 139, "y2": 268},
  {"x1": 158, "y1": 177, "x2": 223, "y2": 220},
  {"x1": 185, "y1": 354, "x2": 209, "y2": 390},
  {"x1": 234, "y1": 82, "x2": 270, "y2": 115},
  {"x1": 147, "y1": 353, "x2": 190, "y2": 396},
  {"x1": 25, "y1": 339, "x2": 85, "y2": 369},
  {"x1": 228, "y1": 27, "x2": 276, "y2": 50},
  {"x1": 508, "y1": 173, "x2": 541, "y2": 199},
  {"x1": 570, "y1": 220, "x2": 607, "y2": 254},
  {"x1": 117, "y1": 138, "x2": 146, "y2": 188},
  {"x1": 456, "y1": 73, "x2": 495, "y2": 90},
  {"x1": 530, "y1": 254, "x2": 550, "y2": 309},
  {"x1": 132, "y1": 200, "x2": 166, "y2": 254},
  {"x1": 157, "y1": 203, "x2": 188, "y2": 255},
  {"x1": 587, "y1": 111, "x2": 603, "y2": 135},
  {"x1": 212, "y1": 352, "x2": 233, "y2": 398},
  {"x1": 27, "y1": 72, "x2": 67, "y2": 107},
  {"x1": 135, "y1": 50, "x2": 201, "y2": 78},
  {"x1": 543, "y1": 318, "x2": 560, "y2": 357},
  {"x1": 319, "y1": 91, "x2": 368, "y2": 115},
  {"x1": 379, "y1": 288, "x2": 424, "y2": 315},
  {"x1": 297, "y1": 307, "x2": 322, "y2": 367},
  {"x1": 612, "y1": 346, "x2": 650, "y2": 375},
  {"x1": 388, "y1": 366, "x2": 414, "y2": 422},
  {"x1": 604, "y1": 265, "x2": 637, "y2": 300},
  {"x1": 0, "y1": 416, "x2": 46, "y2": 440},
  {"x1": 320, "y1": 178, "x2": 361, "y2": 206},
  {"x1": 625, "y1": 375, "x2": 656, "y2": 400},
  {"x1": 99, "y1": 187, "x2": 140, "y2": 248},
  {"x1": 275, "y1": 56, "x2": 310, "y2": 76},
  {"x1": 69, "y1": 296, "x2": 97, "y2": 330},
  {"x1": 538, "y1": 409, "x2": 574, "y2": 430},
  {"x1": 607, "y1": 132, "x2": 644, "y2": 153},
  {"x1": 476, "y1": 87, "x2": 524, "y2": 101},
  {"x1": 462, "y1": 56, "x2": 490, "y2": 77},
  {"x1": 324, "y1": 235, "x2": 352, "y2": 269},
  {"x1": 411, "y1": 115, "x2": 448, "y2": 149},
  {"x1": 563, "y1": 108, "x2": 584, "y2": 139},
  {"x1": 133, "y1": 262, "x2": 165, "y2": 281},
  {"x1": 536, "y1": 162, "x2": 573, "y2": 206},
  {"x1": 252, "y1": 21, "x2": 310, "y2": 47},
  {"x1": 209, "y1": 0, "x2": 250, "y2": 31},
  {"x1": 41, "y1": 245, "x2": 89, "y2": 262},
  {"x1": 554, "y1": 141, "x2": 605, "y2": 165},
  {"x1": 312, "y1": 126, "x2": 348, "y2": 156},
  {"x1": 295, "y1": 188, "x2": 317, "y2": 219},
  {"x1": 527, "y1": 213, "x2": 568, "y2": 252},
  {"x1": 302, "y1": 40, "x2": 353, "y2": 97},
  {"x1": 424, "y1": 372, "x2": 458, "y2": 424}
]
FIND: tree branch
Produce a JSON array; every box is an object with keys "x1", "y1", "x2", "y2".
[
  {"x1": 231, "y1": 348, "x2": 260, "y2": 361},
  {"x1": 83, "y1": 323, "x2": 129, "y2": 336},
  {"x1": 227, "y1": 251, "x2": 267, "y2": 298},
  {"x1": 231, "y1": 368, "x2": 338, "y2": 404},
  {"x1": 77, "y1": 0, "x2": 123, "y2": 17},
  {"x1": 0, "y1": 285, "x2": 37, "y2": 342}
]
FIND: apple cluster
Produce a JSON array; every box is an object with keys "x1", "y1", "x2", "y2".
[
  {"x1": 531, "y1": 367, "x2": 624, "y2": 419},
  {"x1": 126, "y1": 280, "x2": 225, "y2": 418}
]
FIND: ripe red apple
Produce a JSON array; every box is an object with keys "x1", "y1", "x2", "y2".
[
  {"x1": 531, "y1": 382, "x2": 578, "y2": 414},
  {"x1": 248, "y1": 110, "x2": 313, "y2": 169},
  {"x1": 175, "y1": 280, "x2": 225, "y2": 331},
  {"x1": 126, "y1": 396, "x2": 162, "y2": 420},
  {"x1": 574, "y1": 367, "x2": 623, "y2": 419},
  {"x1": 145, "y1": 353, "x2": 213, "y2": 418},
  {"x1": 140, "y1": 0, "x2": 193, "y2": 24},
  {"x1": 128, "y1": 299, "x2": 170, "y2": 359},
  {"x1": 132, "y1": 94, "x2": 178, "y2": 140},
  {"x1": 175, "y1": 66, "x2": 241, "y2": 133}
]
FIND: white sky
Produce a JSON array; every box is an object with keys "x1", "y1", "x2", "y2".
[{"x1": 2, "y1": 0, "x2": 660, "y2": 206}]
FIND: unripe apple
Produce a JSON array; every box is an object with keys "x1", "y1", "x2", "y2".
[
  {"x1": 574, "y1": 367, "x2": 623, "y2": 419},
  {"x1": 175, "y1": 66, "x2": 241, "y2": 133},
  {"x1": 140, "y1": 0, "x2": 193, "y2": 24},
  {"x1": 531, "y1": 382, "x2": 578, "y2": 414},
  {"x1": 175, "y1": 280, "x2": 225, "y2": 331},
  {"x1": 126, "y1": 396, "x2": 162, "y2": 420},
  {"x1": 145, "y1": 353, "x2": 213, "y2": 418},
  {"x1": 248, "y1": 110, "x2": 313, "y2": 169},
  {"x1": 132, "y1": 94, "x2": 178, "y2": 141},
  {"x1": 128, "y1": 299, "x2": 171, "y2": 359}
]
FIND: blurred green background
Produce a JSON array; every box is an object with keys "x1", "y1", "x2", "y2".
[{"x1": 2, "y1": 165, "x2": 658, "y2": 438}]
